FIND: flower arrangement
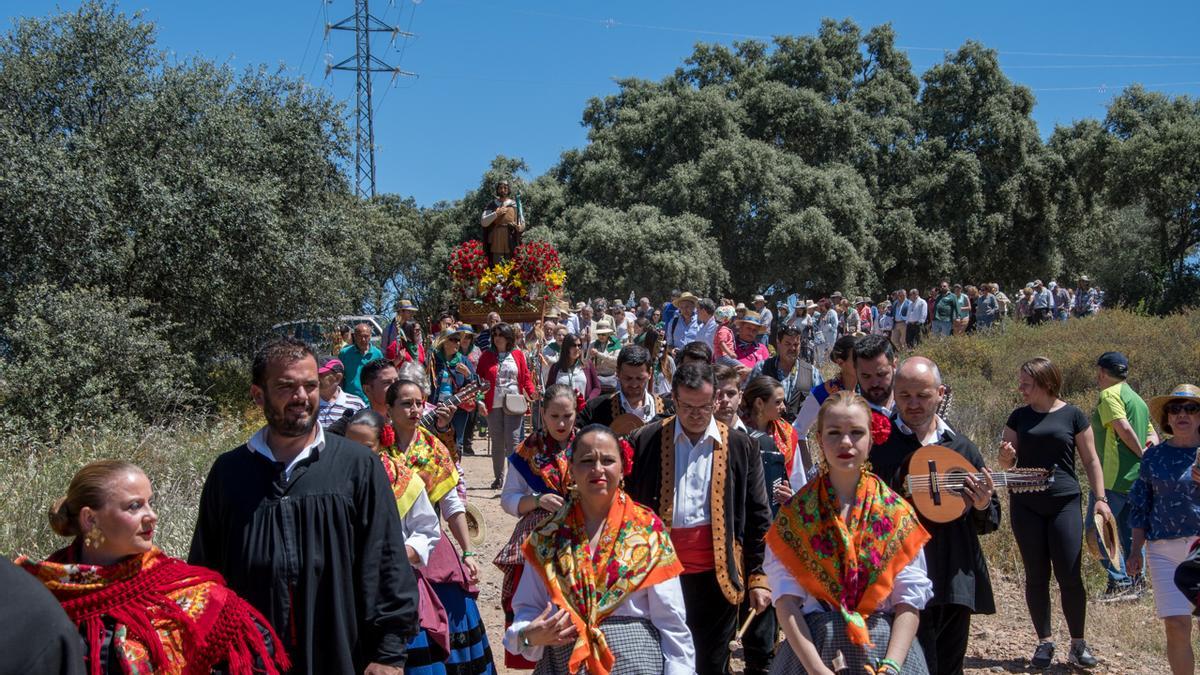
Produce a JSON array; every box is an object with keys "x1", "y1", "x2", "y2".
[
  {"x1": 449, "y1": 240, "x2": 489, "y2": 297},
  {"x1": 513, "y1": 241, "x2": 565, "y2": 295},
  {"x1": 450, "y1": 240, "x2": 567, "y2": 310}
]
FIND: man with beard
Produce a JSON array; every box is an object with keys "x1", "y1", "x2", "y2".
[
  {"x1": 871, "y1": 357, "x2": 999, "y2": 675},
  {"x1": 189, "y1": 339, "x2": 418, "y2": 675},
  {"x1": 625, "y1": 363, "x2": 772, "y2": 675},
  {"x1": 854, "y1": 333, "x2": 897, "y2": 417},
  {"x1": 747, "y1": 325, "x2": 821, "y2": 425},
  {"x1": 578, "y1": 344, "x2": 668, "y2": 429}
]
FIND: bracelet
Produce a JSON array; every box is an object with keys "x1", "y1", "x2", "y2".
[
  {"x1": 461, "y1": 551, "x2": 476, "y2": 559},
  {"x1": 1095, "y1": 494, "x2": 1109, "y2": 504},
  {"x1": 519, "y1": 629, "x2": 531, "y2": 648},
  {"x1": 874, "y1": 657, "x2": 901, "y2": 674}
]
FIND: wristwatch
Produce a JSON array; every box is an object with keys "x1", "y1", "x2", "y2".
[{"x1": 518, "y1": 628, "x2": 531, "y2": 648}]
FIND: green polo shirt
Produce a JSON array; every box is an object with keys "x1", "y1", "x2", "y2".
[{"x1": 1092, "y1": 381, "x2": 1151, "y2": 493}]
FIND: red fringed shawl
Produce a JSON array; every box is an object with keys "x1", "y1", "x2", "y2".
[{"x1": 19, "y1": 546, "x2": 290, "y2": 675}]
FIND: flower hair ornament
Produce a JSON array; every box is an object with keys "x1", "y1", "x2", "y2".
[
  {"x1": 869, "y1": 409, "x2": 892, "y2": 446},
  {"x1": 575, "y1": 392, "x2": 586, "y2": 415},
  {"x1": 618, "y1": 438, "x2": 635, "y2": 476},
  {"x1": 380, "y1": 424, "x2": 396, "y2": 449}
]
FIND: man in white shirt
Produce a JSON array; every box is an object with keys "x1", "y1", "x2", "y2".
[
  {"x1": 695, "y1": 297, "x2": 719, "y2": 350},
  {"x1": 891, "y1": 289, "x2": 910, "y2": 351},
  {"x1": 625, "y1": 363, "x2": 772, "y2": 675},
  {"x1": 905, "y1": 287, "x2": 928, "y2": 348},
  {"x1": 752, "y1": 295, "x2": 773, "y2": 345}
]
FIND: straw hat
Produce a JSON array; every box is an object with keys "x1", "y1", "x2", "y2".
[
  {"x1": 433, "y1": 327, "x2": 464, "y2": 350},
  {"x1": 735, "y1": 311, "x2": 763, "y2": 327},
  {"x1": 676, "y1": 292, "x2": 699, "y2": 305},
  {"x1": 1148, "y1": 384, "x2": 1200, "y2": 433},
  {"x1": 395, "y1": 298, "x2": 419, "y2": 312},
  {"x1": 594, "y1": 318, "x2": 615, "y2": 335},
  {"x1": 544, "y1": 305, "x2": 561, "y2": 319}
]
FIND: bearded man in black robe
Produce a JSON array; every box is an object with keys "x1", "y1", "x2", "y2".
[{"x1": 189, "y1": 338, "x2": 418, "y2": 675}]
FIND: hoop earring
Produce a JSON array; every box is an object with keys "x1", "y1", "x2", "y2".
[{"x1": 84, "y1": 527, "x2": 105, "y2": 549}]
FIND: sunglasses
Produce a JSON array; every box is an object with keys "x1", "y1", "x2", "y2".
[{"x1": 1165, "y1": 401, "x2": 1200, "y2": 415}]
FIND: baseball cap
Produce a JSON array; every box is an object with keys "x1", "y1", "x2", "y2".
[
  {"x1": 318, "y1": 357, "x2": 344, "y2": 375},
  {"x1": 1097, "y1": 352, "x2": 1129, "y2": 376}
]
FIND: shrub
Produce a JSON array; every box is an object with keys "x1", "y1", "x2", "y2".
[
  {"x1": 0, "y1": 284, "x2": 199, "y2": 436},
  {"x1": 0, "y1": 417, "x2": 241, "y2": 559}
]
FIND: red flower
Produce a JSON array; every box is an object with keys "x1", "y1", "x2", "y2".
[
  {"x1": 380, "y1": 424, "x2": 395, "y2": 449},
  {"x1": 575, "y1": 392, "x2": 586, "y2": 414},
  {"x1": 619, "y1": 438, "x2": 635, "y2": 476},
  {"x1": 869, "y1": 410, "x2": 892, "y2": 445}
]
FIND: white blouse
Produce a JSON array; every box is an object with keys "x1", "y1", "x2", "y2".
[
  {"x1": 504, "y1": 560, "x2": 695, "y2": 675},
  {"x1": 765, "y1": 546, "x2": 933, "y2": 613},
  {"x1": 399, "y1": 487, "x2": 441, "y2": 568},
  {"x1": 500, "y1": 463, "x2": 536, "y2": 517}
]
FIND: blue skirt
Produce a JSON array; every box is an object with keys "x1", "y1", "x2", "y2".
[{"x1": 405, "y1": 581, "x2": 497, "y2": 675}]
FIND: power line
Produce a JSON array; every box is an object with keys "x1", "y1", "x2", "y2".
[
  {"x1": 1032, "y1": 80, "x2": 1200, "y2": 92},
  {"x1": 297, "y1": 0, "x2": 326, "y2": 78}
]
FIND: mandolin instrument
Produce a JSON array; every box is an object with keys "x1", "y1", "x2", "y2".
[{"x1": 904, "y1": 445, "x2": 1053, "y2": 523}]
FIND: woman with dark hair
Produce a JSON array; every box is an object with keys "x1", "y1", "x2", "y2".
[
  {"x1": 545, "y1": 333, "x2": 600, "y2": 401},
  {"x1": 638, "y1": 325, "x2": 676, "y2": 405},
  {"x1": 431, "y1": 327, "x2": 477, "y2": 454},
  {"x1": 383, "y1": 379, "x2": 497, "y2": 674},
  {"x1": 767, "y1": 392, "x2": 931, "y2": 674},
  {"x1": 477, "y1": 322, "x2": 537, "y2": 489},
  {"x1": 19, "y1": 460, "x2": 289, "y2": 675},
  {"x1": 494, "y1": 384, "x2": 579, "y2": 669},
  {"x1": 999, "y1": 357, "x2": 1110, "y2": 669},
  {"x1": 504, "y1": 425, "x2": 694, "y2": 674},
  {"x1": 1127, "y1": 385, "x2": 1200, "y2": 674},
  {"x1": 387, "y1": 320, "x2": 427, "y2": 367},
  {"x1": 742, "y1": 376, "x2": 805, "y2": 499}
]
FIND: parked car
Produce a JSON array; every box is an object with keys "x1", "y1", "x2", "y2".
[{"x1": 270, "y1": 315, "x2": 385, "y2": 353}]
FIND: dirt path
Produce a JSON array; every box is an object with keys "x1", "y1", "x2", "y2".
[{"x1": 457, "y1": 454, "x2": 1168, "y2": 674}]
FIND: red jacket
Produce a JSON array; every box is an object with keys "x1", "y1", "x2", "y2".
[{"x1": 476, "y1": 349, "x2": 536, "y2": 411}]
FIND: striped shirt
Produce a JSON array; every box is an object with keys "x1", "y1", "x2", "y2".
[{"x1": 318, "y1": 387, "x2": 366, "y2": 429}]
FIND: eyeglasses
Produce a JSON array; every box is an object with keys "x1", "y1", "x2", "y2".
[
  {"x1": 675, "y1": 401, "x2": 715, "y2": 416},
  {"x1": 1165, "y1": 402, "x2": 1200, "y2": 415}
]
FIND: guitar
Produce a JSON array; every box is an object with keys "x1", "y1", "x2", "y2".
[
  {"x1": 904, "y1": 445, "x2": 1053, "y2": 523},
  {"x1": 421, "y1": 380, "x2": 490, "y2": 430}
]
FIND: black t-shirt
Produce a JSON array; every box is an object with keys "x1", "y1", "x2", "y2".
[{"x1": 1005, "y1": 404, "x2": 1090, "y2": 497}]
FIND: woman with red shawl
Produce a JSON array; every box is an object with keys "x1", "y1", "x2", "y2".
[{"x1": 19, "y1": 460, "x2": 288, "y2": 675}]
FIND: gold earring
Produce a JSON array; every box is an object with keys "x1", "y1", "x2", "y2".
[{"x1": 84, "y1": 527, "x2": 105, "y2": 549}]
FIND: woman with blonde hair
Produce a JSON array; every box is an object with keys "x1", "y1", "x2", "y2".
[
  {"x1": 19, "y1": 460, "x2": 288, "y2": 675},
  {"x1": 766, "y1": 391, "x2": 932, "y2": 673}
]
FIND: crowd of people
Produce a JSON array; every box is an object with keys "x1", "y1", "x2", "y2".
[{"x1": 10, "y1": 278, "x2": 1200, "y2": 675}]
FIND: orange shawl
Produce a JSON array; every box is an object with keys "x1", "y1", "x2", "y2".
[{"x1": 522, "y1": 490, "x2": 682, "y2": 675}]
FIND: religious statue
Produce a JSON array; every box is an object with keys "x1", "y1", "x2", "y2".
[{"x1": 480, "y1": 179, "x2": 525, "y2": 264}]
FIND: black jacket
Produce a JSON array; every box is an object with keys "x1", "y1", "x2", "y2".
[
  {"x1": 625, "y1": 417, "x2": 772, "y2": 606},
  {"x1": 871, "y1": 419, "x2": 999, "y2": 613}
]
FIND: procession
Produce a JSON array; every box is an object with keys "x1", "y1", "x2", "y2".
[{"x1": 4, "y1": 2, "x2": 1200, "y2": 675}]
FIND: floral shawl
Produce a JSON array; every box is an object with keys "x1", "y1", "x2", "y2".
[
  {"x1": 378, "y1": 448, "x2": 427, "y2": 518},
  {"x1": 383, "y1": 426, "x2": 460, "y2": 504},
  {"x1": 509, "y1": 431, "x2": 574, "y2": 496},
  {"x1": 765, "y1": 472, "x2": 929, "y2": 646},
  {"x1": 769, "y1": 418, "x2": 799, "y2": 475},
  {"x1": 18, "y1": 546, "x2": 288, "y2": 675},
  {"x1": 523, "y1": 490, "x2": 683, "y2": 675}
]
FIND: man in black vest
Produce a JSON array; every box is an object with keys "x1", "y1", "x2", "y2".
[
  {"x1": 871, "y1": 357, "x2": 999, "y2": 675},
  {"x1": 748, "y1": 324, "x2": 820, "y2": 423},
  {"x1": 578, "y1": 344, "x2": 667, "y2": 428},
  {"x1": 625, "y1": 363, "x2": 772, "y2": 675}
]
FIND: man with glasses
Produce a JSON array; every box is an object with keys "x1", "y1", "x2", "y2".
[{"x1": 625, "y1": 362, "x2": 772, "y2": 675}]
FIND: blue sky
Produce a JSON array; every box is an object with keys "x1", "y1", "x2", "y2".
[{"x1": 11, "y1": 1, "x2": 1200, "y2": 206}]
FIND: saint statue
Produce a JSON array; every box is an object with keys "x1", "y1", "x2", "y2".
[{"x1": 480, "y1": 180, "x2": 525, "y2": 264}]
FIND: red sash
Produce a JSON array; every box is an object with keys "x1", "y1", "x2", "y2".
[{"x1": 671, "y1": 524, "x2": 715, "y2": 573}]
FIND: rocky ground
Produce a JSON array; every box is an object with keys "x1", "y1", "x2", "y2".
[{"x1": 457, "y1": 453, "x2": 1170, "y2": 674}]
